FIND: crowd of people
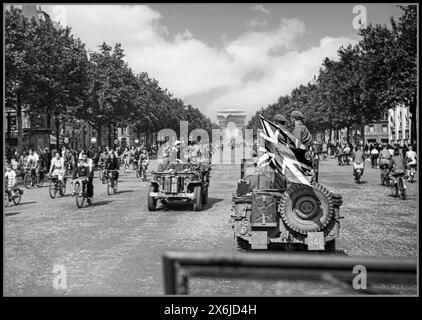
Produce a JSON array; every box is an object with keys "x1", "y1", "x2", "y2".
[{"x1": 4, "y1": 144, "x2": 152, "y2": 204}]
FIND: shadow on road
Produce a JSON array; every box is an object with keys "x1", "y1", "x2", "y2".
[
  {"x1": 203, "y1": 197, "x2": 224, "y2": 210},
  {"x1": 18, "y1": 201, "x2": 37, "y2": 205},
  {"x1": 90, "y1": 200, "x2": 114, "y2": 207},
  {"x1": 5, "y1": 212, "x2": 21, "y2": 217},
  {"x1": 117, "y1": 190, "x2": 134, "y2": 194},
  {"x1": 160, "y1": 197, "x2": 224, "y2": 212}
]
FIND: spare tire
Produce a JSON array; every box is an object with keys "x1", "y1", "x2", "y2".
[{"x1": 279, "y1": 183, "x2": 334, "y2": 234}]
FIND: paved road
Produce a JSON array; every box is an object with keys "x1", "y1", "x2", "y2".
[{"x1": 4, "y1": 158, "x2": 417, "y2": 296}]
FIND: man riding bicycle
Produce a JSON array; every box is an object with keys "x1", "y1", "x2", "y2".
[
  {"x1": 25, "y1": 149, "x2": 40, "y2": 186},
  {"x1": 370, "y1": 146, "x2": 379, "y2": 168},
  {"x1": 352, "y1": 146, "x2": 365, "y2": 179},
  {"x1": 72, "y1": 153, "x2": 94, "y2": 204},
  {"x1": 49, "y1": 152, "x2": 65, "y2": 182},
  {"x1": 405, "y1": 145, "x2": 417, "y2": 182},
  {"x1": 105, "y1": 152, "x2": 120, "y2": 192}
]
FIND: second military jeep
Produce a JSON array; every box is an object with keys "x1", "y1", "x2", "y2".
[
  {"x1": 231, "y1": 164, "x2": 343, "y2": 252},
  {"x1": 147, "y1": 162, "x2": 210, "y2": 211}
]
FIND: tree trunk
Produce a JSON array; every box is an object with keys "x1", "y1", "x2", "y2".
[
  {"x1": 329, "y1": 127, "x2": 332, "y2": 144},
  {"x1": 361, "y1": 123, "x2": 365, "y2": 147},
  {"x1": 346, "y1": 126, "x2": 350, "y2": 143},
  {"x1": 97, "y1": 125, "x2": 102, "y2": 148},
  {"x1": 55, "y1": 117, "x2": 61, "y2": 152},
  {"x1": 17, "y1": 95, "x2": 23, "y2": 154},
  {"x1": 108, "y1": 122, "x2": 112, "y2": 147}
]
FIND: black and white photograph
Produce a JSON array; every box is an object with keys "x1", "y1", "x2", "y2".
[{"x1": 3, "y1": 2, "x2": 418, "y2": 300}]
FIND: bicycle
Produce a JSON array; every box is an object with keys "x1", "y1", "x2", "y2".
[
  {"x1": 122, "y1": 157, "x2": 130, "y2": 174},
  {"x1": 73, "y1": 176, "x2": 90, "y2": 208},
  {"x1": 48, "y1": 173, "x2": 67, "y2": 199},
  {"x1": 406, "y1": 162, "x2": 416, "y2": 183},
  {"x1": 105, "y1": 169, "x2": 119, "y2": 195},
  {"x1": 98, "y1": 163, "x2": 107, "y2": 184},
  {"x1": 5, "y1": 186, "x2": 23, "y2": 207},
  {"x1": 379, "y1": 163, "x2": 391, "y2": 186},
  {"x1": 388, "y1": 173, "x2": 406, "y2": 200},
  {"x1": 23, "y1": 166, "x2": 45, "y2": 189},
  {"x1": 139, "y1": 159, "x2": 148, "y2": 181},
  {"x1": 370, "y1": 155, "x2": 379, "y2": 169}
]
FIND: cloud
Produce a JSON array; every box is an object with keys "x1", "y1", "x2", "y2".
[
  {"x1": 245, "y1": 18, "x2": 267, "y2": 29},
  {"x1": 45, "y1": 5, "x2": 357, "y2": 121},
  {"x1": 250, "y1": 4, "x2": 270, "y2": 16}
]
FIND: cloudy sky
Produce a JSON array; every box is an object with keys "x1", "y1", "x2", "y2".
[{"x1": 38, "y1": 3, "x2": 402, "y2": 121}]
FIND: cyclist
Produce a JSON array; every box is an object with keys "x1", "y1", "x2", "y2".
[
  {"x1": 379, "y1": 144, "x2": 392, "y2": 184},
  {"x1": 72, "y1": 153, "x2": 94, "y2": 204},
  {"x1": 49, "y1": 152, "x2": 65, "y2": 182},
  {"x1": 122, "y1": 147, "x2": 131, "y2": 170},
  {"x1": 352, "y1": 146, "x2": 365, "y2": 181},
  {"x1": 342, "y1": 144, "x2": 351, "y2": 164},
  {"x1": 388, "y1": 148, "x2": 407, "y2": 189},
  {"x1": 405, "y1": 145, "x2": 417, "y2": 182},
  {"x1": 105, "y1": 152, "x2": 120, "y2": 192},
  {"x1": 25, "y1": 149, "x2": 40, "y2": 186},
  {"x1": 370, "y1": 146, "x2": 379, "y2": 168},
  {"x1": 5, "y1": 163, "x2": 18, "y2": 197},
  {"x1": 140, "y1": 148, "x2": 149, "y2": 170}
]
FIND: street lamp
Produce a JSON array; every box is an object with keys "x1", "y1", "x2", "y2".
[{"x1": 134, "y1": 139, "x2": 139, "y2": 144}]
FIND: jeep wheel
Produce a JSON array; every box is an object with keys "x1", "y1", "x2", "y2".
[
  {"x1": 279, "y1": 183, "x2": 334, "y2": 234},
  {"x1": 193, "y1": 185, "x2": 202, "y2": 211},
  {"x1": 147, "y1": 185, "x2": 157, "y2": 211}
]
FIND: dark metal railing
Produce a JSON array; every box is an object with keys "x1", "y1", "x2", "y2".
[{"x1": 162, "y1": 251, "x2": 416, "y2": 295}]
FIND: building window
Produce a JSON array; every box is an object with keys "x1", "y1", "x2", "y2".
[
  {"x1": 382, "y1": 125, "x2": 388, "y2": 133},
  {"x1": 369, "y1": 125, "x2": 375, "y2": 133}
]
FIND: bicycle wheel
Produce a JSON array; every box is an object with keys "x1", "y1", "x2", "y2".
[
  {"x1": 49, "y1": 180, "x2": 58, "y2": 199},
  {"x1": 12, "y1": 189, "x2": 22, "y2": 205},
  {"x1": 390, "y1": 183, "x2": 398, "y2": 197},
  {"x1": 107, "y1": 180, "x2": 113, "y2": 195},
  {"x1": 75, "y1": 183, "x2": 85, "y2": 208},
  {"x1": 60, "y1": 179, "x2": 66, "y2": 196},
  {"x1": 398, "y1": 178, "x2": 406, "y2": 200},
  {"x1": 24, "y1": 173, "x2": 32, "y2": 189}
]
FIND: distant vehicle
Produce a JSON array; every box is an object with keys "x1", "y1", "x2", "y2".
[
  {"x1": 147, "y1": 162, "x2": 211, "y2": 211},
  {"x1": 231, "y1": 169, "x2": 343, "y2": 252}
]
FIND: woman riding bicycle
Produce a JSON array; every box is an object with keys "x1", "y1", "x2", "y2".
[
  {"x1": 388, "y1": 148, "x2": 407, "y2": 188},
  {"x1": 49, "y1": 152, "x2": 65, "y2": 182},
  {"x1": 122, "y1": 147, "x2": 131, "y2": 171},
  {"x1": 105, "y1": 152, "x2": 120, "y2": 192},
  {"x1": 5, "y1": 163, "x2": 17, "y2": 197}
]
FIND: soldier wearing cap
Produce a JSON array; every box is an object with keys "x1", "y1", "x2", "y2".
[
  {"x1": 290, "y1": 110, "x2": 318, "y2": 183},
  {"x1": 290, "y1": 110, "x2": 312, "y2": 147},
  {"x1": 273, "y1": 114, "x2": 287, "y2": 127}
]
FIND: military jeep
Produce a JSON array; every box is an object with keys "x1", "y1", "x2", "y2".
[
  {"x1": 231, "y1": 167, "x2": 343, "y2": 252},
  {"x1": 147, "y1": 162, "x2": 211, "y2": 211}
]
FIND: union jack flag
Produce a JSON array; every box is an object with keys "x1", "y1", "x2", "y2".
[{"x1": 258, "y1": 115, "x2": 313, "y2": 186}]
